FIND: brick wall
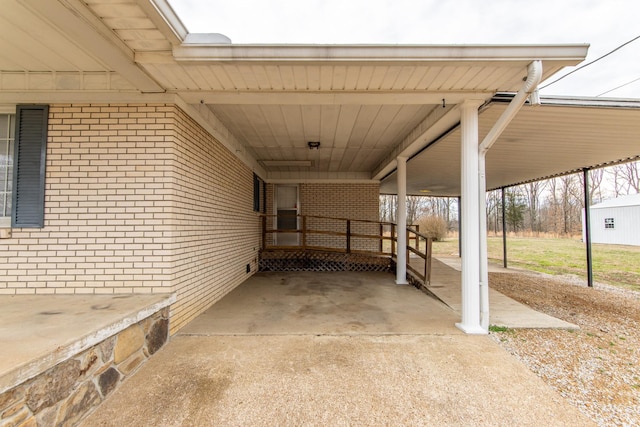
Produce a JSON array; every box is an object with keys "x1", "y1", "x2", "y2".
[
  {"x1": 169, "y1": 108, "x2": 259, "y2": 332},
  {"x1": 0, "y1": 104, "x2": 260, "y2": 334},
  {"x1": 0, "y1": 104, "x2": 173, "y2": 296},
  {"x1": 265, "y1": 183, "x2": 380, "y2": 251}
]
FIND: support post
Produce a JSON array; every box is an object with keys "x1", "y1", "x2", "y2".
[
  {"x1": 583, "y1": 168, "x2": 594, "y2": 287},
  {"x1": 302, "y1": 215, "x2": 307, "y2": 249},
  {"x1": 478, "y1": 153, "x2": 489, "y2": 330},
  {"x1": 456, "y1": 100, "x2": 485, "y2": 334},
  {"x1": 346, "y1": 219, "x2": 351, "y2": 254},
  {"x1": 457, "y1": 196, "x2": 462, "y2": 258},
  {"x1": 502, "y1": 187, "x2": 507, "y2": 268},
  {"x1": 396, "y1": 156, "x2": 408, "y2": 285},
  {"x1": 391, "y1": 223, "x2": 396, "y2": 257}
]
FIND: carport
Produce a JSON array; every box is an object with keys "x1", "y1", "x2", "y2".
[
  {"x1": 82, "y1": 267, "x2": 589, "y2": 426},
  {"x1": 4, "y1": 0, "x2": 640, "y2": 335},
  {"x1": 3, "y1": 2, "x2": 640, "y2": 424}
]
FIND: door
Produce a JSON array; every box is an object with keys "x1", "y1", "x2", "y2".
[{"x1": 275, "y1": 185, "x2": 299, "y2": 246}]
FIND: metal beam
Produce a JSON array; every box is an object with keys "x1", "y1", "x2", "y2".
[
  {"x1": 502, "y1": 187, "x2": 508, "y2": 268},
  {"x1": 583, "y1": 168, "x2": 594, "y2": 287},
  {"x1": 372, "y1": 104, "x2": 461, "y2": 181},
  {"x1": 178, "y1": 91, "x2": 492, "y2": 106}
]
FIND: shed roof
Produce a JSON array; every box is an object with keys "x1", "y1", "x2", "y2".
[{"x1": 591, "y1": 193, "x2": 640, "y2": 209}]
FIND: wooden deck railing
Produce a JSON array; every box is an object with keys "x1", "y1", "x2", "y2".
[
  {"x1": 406, "y1": 226, "x2": 433, "y2": 286},
  {"x1": 259, "y1": 214, "x2": 432, "y2": 285}
]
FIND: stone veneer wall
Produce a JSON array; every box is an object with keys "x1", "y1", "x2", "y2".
[
  {"x1": 266, "y1": 183, "x2": 380, "y2": 251},
  {"x1": 0, "y1": 308, "x2": 169, "y2": 427},
  {"x1": 0, "y1": 104, "x2": 260, "y2": 334}
]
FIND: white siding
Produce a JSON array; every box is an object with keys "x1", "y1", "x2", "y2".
[{"x1": 585, "y1": 205, "x2": 640, "y2": 246}]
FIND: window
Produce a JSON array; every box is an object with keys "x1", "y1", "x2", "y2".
[
  {"x1": 253, "y1": 173, "x2": 265, "y2": 213},
  {"x1": 0, "y1": 105, "x2": 49, "y2": 229},
  {"x1": 604, "y1": 217, "x2": 615, "y2": 229},
  {"x1": 0, "y1": 113, "x2": 15, "y2": 226}
]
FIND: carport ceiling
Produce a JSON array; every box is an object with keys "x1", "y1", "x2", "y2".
[
  {"x1": 3, "y1": 0, "x2": 619, "y2": 189},
  {"x1": 208, "y1": 103, "x2": 437, "y2": 174},
  {"x1": 380, "y1": 97, "x2": 640, "y2": 196}
]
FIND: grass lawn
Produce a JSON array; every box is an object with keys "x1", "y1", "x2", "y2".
[{"x1": 431, "y1": 236, "x2": 640, "y2": 291}]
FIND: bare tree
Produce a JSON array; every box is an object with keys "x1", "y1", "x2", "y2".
[
  {"x1": 588, "y1": 168, "x2": 605, "y2": 204},
  {"x1": 379, "y1": 195, "x2": 397, "y2": 222},
  {"x1": 559, "y1": 174, "x2": 582, "y2": 235},
  {"x1": 524, "y1": 181, "x2": 546, "y2": 233},
  {"x1": 608, "y1": 165, "x2": 624, "y2": 197},
  {"x1": 621, "y1": 161, "x2": 640, "y2": 193},
  {"x1": 406, "y1": 195, "x2": 428, "y2": 225},
  {"x1": 577, "y1": 168, "x2": 606, "y2": 207}
]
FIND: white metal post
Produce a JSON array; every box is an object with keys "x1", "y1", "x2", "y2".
[
  {"x1": 396, "y1": 156, "x2": 408, "y2": 285},
  {"x1": 456, "y1": 100, "x2": 485, "y2": 334},
  {"x1": 479, "y1": 153, "x2": 490, "y2": 331}
]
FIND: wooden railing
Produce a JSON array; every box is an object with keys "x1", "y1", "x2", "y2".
[
  {"x1": 406, "y1": 227, "x2": 433, "y2": 286},
  {"x1": 259, "y1": 214, "x2": 432, "y2": 285}
]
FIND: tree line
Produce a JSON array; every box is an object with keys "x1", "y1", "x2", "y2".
[{"x1": 380, "y1": 160, "x2": 640, "y2": 236}]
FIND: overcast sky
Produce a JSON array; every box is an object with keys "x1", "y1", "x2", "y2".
[{"x1": 169, "y1": 0, "x2": 640, "y2": 98}]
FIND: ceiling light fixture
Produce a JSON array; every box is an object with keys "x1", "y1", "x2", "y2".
[
  {"x1": 308, "y1": 141, "x2": 320, "y2": 150},
  {"x1": 260, "y1": 160, "x2": 312, "y2": 167}
]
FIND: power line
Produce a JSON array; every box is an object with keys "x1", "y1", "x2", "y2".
[
  {"x1": 539, "y1": 34, "x2": 640, "y2": 90},
  {"x1": 597, "y1": 76, "x2": 640, "y2": 97}
]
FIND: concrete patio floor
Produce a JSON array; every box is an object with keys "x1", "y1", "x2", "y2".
[
  {"x1": 426, "y1": 257, "x2": 578, "y2": 329},
  {"x1": 83, "y1": 270, "x2": 592, "y2": 426}
]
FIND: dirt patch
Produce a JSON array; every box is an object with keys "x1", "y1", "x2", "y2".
[{"x1": 489, "y1": 271, "x2": 640, "y2": 426}]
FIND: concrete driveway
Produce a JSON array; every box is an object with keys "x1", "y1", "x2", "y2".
[{"x1": 82, "y1": 271, "x2": 593, "y2": 426}]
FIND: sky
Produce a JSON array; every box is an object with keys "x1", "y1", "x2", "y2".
[{"x1": 169, "y1": 0, "x2": 640, "y2": 98}]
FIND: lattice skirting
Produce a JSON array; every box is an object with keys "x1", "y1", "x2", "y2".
[{"x1": 260, "y1": 250, "x2": 392, "y2": 273}]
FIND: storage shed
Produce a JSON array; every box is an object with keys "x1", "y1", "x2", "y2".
[{"x1": 584, "y1": 193, "x2": 640, "y2": 246}]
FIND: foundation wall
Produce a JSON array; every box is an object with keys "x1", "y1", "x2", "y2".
[{"x1": 0, "y1": 308, "x2": 169, "y2": 427}]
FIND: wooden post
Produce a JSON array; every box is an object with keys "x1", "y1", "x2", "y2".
[
  {"x1": 302, "y1": 215, "x2": 307, "y2": 249},
  {"x1": 425, "y1": 238, "x2": 432, "y2": 286},
  {"x1": 379, "y1": 223, "x2": 384, "y2": 253},
  {"x1": 406, "y1": 229, "x2": 410, "y2": 266},
  {"x1": 261, "y1": 215, "x2": 267, "y2": 250},
  {"x1": 391, "y1": 223, "x2": 396, "y2": 257},
  {"x1": 346, "y1": 220, "x2": 351, "y2": 253}
]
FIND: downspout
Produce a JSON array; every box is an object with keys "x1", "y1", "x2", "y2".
[{"x1": 478, "y1": 60, "x2": 543, "y2": 330}]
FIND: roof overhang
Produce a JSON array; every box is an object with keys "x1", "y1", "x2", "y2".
[
  {"x1": 380, "y1": 96, "x2": 640, "y2": 196},
  {"x1": 6, "y1": 0, "x2": 636, "y2": 194}
]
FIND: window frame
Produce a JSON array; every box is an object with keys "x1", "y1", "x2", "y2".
[
  {"x1": 0, "y1": 106, "x2": 15, "y2": 228},
  {"x1": 604, "y1": 217, "x2": 615, "y2": 229}
]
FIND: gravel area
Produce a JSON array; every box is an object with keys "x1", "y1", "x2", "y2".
[{"x1": 488, "y1": 271, "x2": 640, "y2": 427}]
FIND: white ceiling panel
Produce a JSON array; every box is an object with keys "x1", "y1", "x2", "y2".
[
  {"x1": 0, "y1": 2, "x2": 109, "y2": 72},
  {"x1": 209, "y1": 103, "x2": 436, "y2": 173},
  {"x1": 381, "y1": 99, "x2": 640, "y2": 196}
]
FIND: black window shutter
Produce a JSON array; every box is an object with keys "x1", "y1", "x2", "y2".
[
  {"x1": 12, "y1": 105, "x2": 48, "y2": 228},
  {"x1": 253, "y1": 173, "x2": 260, "y2": 212}
]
